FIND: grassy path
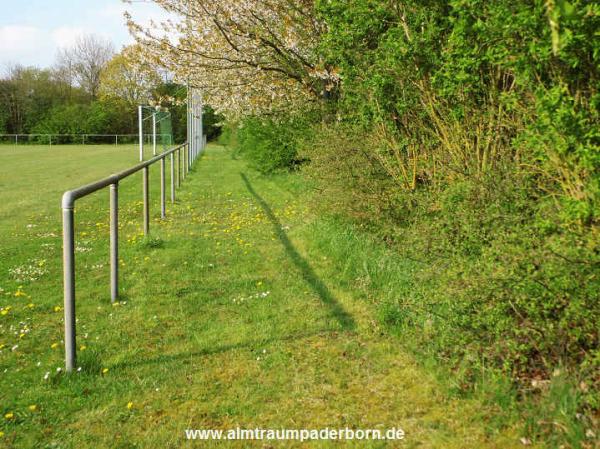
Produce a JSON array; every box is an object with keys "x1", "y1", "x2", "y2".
[{"x1": 1, "y1": 145, "x2": 530, "y2": 448}]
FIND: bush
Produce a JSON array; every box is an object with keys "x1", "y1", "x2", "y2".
[
  {"x1": 227, "y1": 114, "x2": 314, "y2": 174},
  {"x1": 221, "y1": 0, "x2": 600, "y2": 435},
  {"x1": 300, "y1": 119, "x2": 599, "y2": 416}
]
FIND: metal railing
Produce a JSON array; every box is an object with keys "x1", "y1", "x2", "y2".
[
  {"x1": 61, "y1": 139, "x2": 203, "y2": 372},
  {"x1": 0, "y1": 134, "x2": 173, "y2": 146}
]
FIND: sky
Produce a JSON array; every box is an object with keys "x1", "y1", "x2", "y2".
[{"x1": 0, "y1": 0, "x2": 173, "y2": 70}]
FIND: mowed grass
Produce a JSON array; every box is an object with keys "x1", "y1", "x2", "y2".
[{"x1": 0, "y1": 144, "x2": 535, "y2": 448}]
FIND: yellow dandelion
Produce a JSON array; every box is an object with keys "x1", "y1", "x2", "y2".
[
  {"x1": 80, "y1": 345, "x2": 87, "y2": 351},
  {"x1": 102, "y1": 368, "x2": 109, "y2": 375},
  {"x1": 4, "y1": 412, "x2": 13, "y2": 419},
  {"x1": 14, "y1": 289, "x2": 26, "y2": 297},
  {"x1": 0, "y1": 310, "x2": 8, "y2": 316},
  {"x1": 54, "y1": 306, "x2": 61, "y2": 312},
  {"x1": 28, "y1": 405, "x2": 37, "y2": 412},
  {"x1": 27, "y1": 303, "x2": 34, "y2": 309},
  {"x1": 0, "y1": 431, "x2": 4, "y2": 437},
  {"x1": 51, "y1": 343, "x2": 59, "y2": 349},
  {"x1": 127, "y1": 402, "x2": 133, "y2": 410}
]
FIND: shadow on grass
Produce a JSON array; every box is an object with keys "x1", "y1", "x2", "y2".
[
  {"x1": 240, "y1": 172, "x2": 356, "y2": 331},
  {"x1": 113, "y1": 329, "x2": 338, "y2": 370}
]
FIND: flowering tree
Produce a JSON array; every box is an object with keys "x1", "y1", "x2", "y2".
[{"x1": 125, "y1": 0, "x2": 338, "y2": 116}]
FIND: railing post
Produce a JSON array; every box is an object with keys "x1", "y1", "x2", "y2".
[
  {"x1": 110, "y1": 183, "x2": 119, "y2": 302},
  {"x1": 138, "y1": 105, "x2": 143, "y2": 161},
  {"x1": 160, "y1": 157, "x2": 166, "y2": 219},
  {"x1": 62, "y1": 202, "x2": 76, "y2": 372},
  {"x1": 170, "y1": 152, "x2": 175, "y2": 203},
  {"x1": 152, "y1": 113, "x2": 157, "y2": 156},
  {"x1": 143, "y1": 166, "x2": 150, "y2": 235},
  {"x1": 177, "y1": 147, "x2": 181, "y2": 187},
  {"x1": 184, "y1": 144, "x2": 188, "y2": 177}
]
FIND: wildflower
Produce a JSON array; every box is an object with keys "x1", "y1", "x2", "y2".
[
  {"x1": 4, "y1": 412, "x2": 13, "y2": 420},
  {"x1": 102, "y1": 368, "x2": 109, "y2": 375},
  {"x1": 14, "y1": 289, "x2": 26, "y2": 297},
  {"x1": 54, "y1": 306, "x2": 61, "y2": 312},
  {"x1": 127, "y1": 402, "x2": 134, "y2": 410},
  {"x1": 51, "y1": 343, "x2": 59, "y2": 349},
  {"x1": 0, "y1": 310, "x2": 8, "y2": 316},
  {"x1": 80, "y1": 345, "x2": 87, "y2": 351},
  {"x1": 0, "y1": 431, "x2": 4, "y2": 437},
  {"x1": 26, "y1": 303, "x2": 34, "y2": 309},
  {"x1": 28, "y1": 405, "x2": 37, "y2": 412},
  {"x1": 43, "y1": 371, "x2": 50, "y2": 381}
]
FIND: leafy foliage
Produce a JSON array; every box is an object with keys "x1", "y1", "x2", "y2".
[
  {"x1": 187, "y1": 0, "x2": 599, "y2": 425},
  {"x1": 224, "y1": 114, "x2": 314, "y2": 173}
]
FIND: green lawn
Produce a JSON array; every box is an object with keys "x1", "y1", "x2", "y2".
[{"x1": 0, "y1": 144, "x2": 533, "y2": 448}]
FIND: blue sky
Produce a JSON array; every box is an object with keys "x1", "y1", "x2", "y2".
[{"x1": 0, "y1": 0, "x2": 171, "y2": 69}]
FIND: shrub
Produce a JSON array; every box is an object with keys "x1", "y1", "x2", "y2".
[{"x1": 229, "y1": 115, "x2": 313, "y2": 173}]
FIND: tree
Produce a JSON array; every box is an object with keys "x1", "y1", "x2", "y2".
[
  {"x1": 98, "y1": 45, "x2": 161, "y2": 105},
  {"x1": 126, "y1": 0, "x2": 338, "y2": 116},
  {"x1": 0, "y1": 65, "x2": 69, "y2": 134},
  {"x1": 57, "y1": 35, "x2": 115, "y2": 99}
]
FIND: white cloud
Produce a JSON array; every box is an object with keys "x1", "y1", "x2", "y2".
[
  {"x1": 51, "y1": 26, "x2": 87, "y2": 49},
  {"x1": 0, "y1": 2, "x2": 181, "y2": 68},
  {"x1": 0, "y1": 25, "x2": 43, "y2": 54}
]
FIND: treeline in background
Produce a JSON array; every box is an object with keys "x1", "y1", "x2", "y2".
[
  {"x1": 0, "y1": 35, "x2": 221, "y2": 144},
  {"x1": 219, "y1": 1, "x2": 598, "y2": 442}
]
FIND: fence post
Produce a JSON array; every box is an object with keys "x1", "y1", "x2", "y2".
[
  {"x1": 143, "y1": 166, "x2": 150, "y2": 235},
  {"x1": 160, "y1": 157, "x2": 166, "y2": 219},
  {"x1": 152, "y1": 113, "x2": 157, "y2": 156},
  {"x1": 177, "y1": 147, "x2": 181, "y2": 187},
  {"x1": 110, "y1": 183, "x2": 119, "y2": 302},
  {"x1": 184, "y1": 144, "x2": 188, "y2": 178},
  {"x1": 170, "y1": 152, "x2": 175, "y2": 203},
  {"x1": 138, "y1": 105, "x2": 143, "y2": 161},
  {"x1": 62, "y1": 200, "x2": 76, "y2": 372}
]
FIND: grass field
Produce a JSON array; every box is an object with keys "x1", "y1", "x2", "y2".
[{"x1": 0, "y1": 144, "x2": 536, "y2": 448}]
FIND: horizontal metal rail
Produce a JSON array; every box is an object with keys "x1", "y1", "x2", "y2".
[
  {"x1": 0, "y1": 133, "x2": 172, "y2": 138},
  {"x1": 0, "y1": 134, "x2": 172, "y2": 146},
  {"x1": 61, "y1": 142, "x2": 199, "y2": 373}
]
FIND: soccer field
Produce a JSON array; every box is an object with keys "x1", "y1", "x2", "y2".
[
  {"x1": 0, "y1": 144, "x2": 189, "y2": 445},
  {"x1": 1, "y1": 144, "x2": 143, "y2": 226}
]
